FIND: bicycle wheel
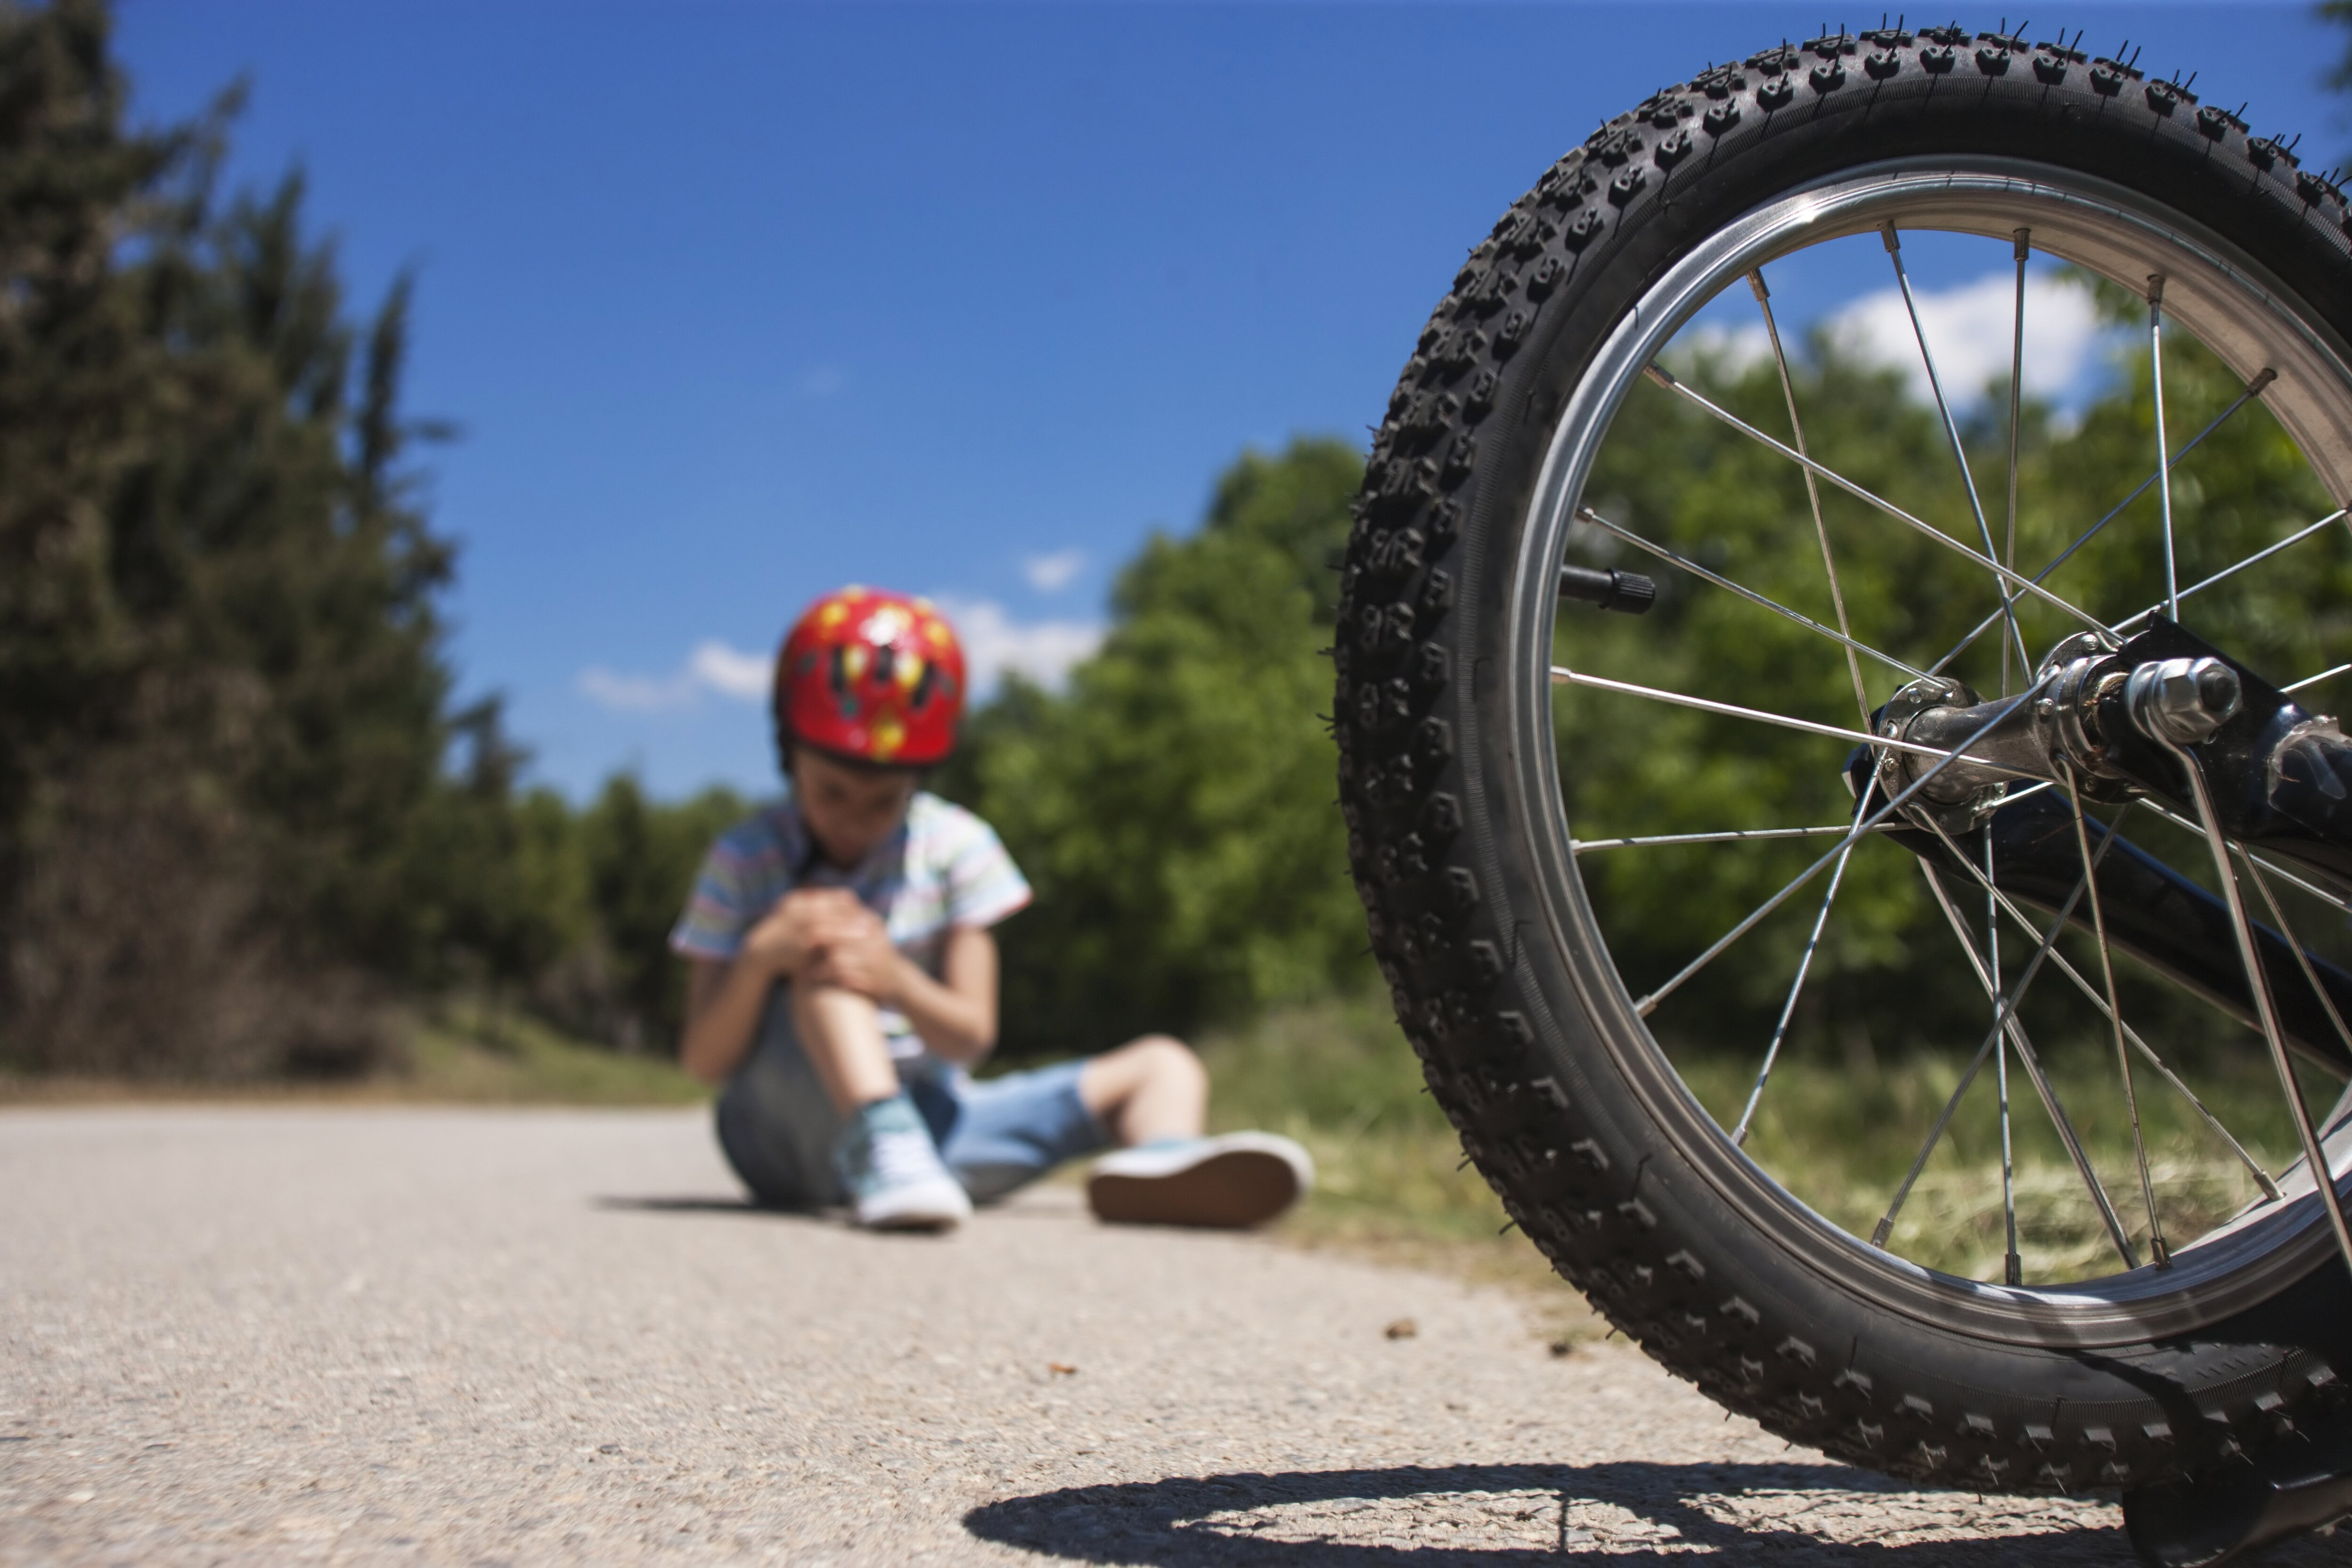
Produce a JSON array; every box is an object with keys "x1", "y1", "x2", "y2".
[{"x1": 1340, "y1": 26, "x2": 2352, "y2": 1493}]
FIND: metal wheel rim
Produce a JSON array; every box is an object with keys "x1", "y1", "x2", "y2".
[{"x1": 1509, "y1": 156, "x2": 2352, "y2": 1346}]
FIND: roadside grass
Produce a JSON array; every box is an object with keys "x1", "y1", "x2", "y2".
[
  {"x1": 402, "y1": 1002, "x2": 710, "y2": 1104},
  {"x1": 0, "y1": 1000, "x2": 709, "y2": 1108},
  {"x1": 1201, "y1": 990, "x2": 2333, "y2": 1317},
  {"x1": 1674, "y1": 1044, "x2": 2326, "y2": 1283}
]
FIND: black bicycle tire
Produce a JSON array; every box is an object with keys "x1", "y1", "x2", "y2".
[{"x1": 1338, "y1": 25, "x2": 2352, "y2": 1494}]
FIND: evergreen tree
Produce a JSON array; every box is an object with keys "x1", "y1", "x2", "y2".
[
  {"x1": 0, "y1": 0, "x2": 474, "y2": 1075},
  {"x1": 573, "y1": 776, "x2": 746, "y2": 1050}
]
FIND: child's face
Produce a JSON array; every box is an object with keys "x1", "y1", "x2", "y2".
[{"x1": 792, "y1": 747, "x2": 920, "y2": 867}]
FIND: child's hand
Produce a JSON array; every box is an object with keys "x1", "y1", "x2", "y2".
[
  {"x1": 799, "y1": 919, "x2": 903, "y2": 1004},
  {"x1": 742, "y1": 888, "x2": 878, "y2": 979}
]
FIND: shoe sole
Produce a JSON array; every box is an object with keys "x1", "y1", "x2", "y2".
[
  {"x1": 856, "y1": 1193, "x2": 970, "y2": 1233},
  {"x1": 1087, "y1": 1148, "x2": 1301, "y2": 1228},
  {"x1": 861, "y1": 1212, "x2": 962, "y2": 1233}
]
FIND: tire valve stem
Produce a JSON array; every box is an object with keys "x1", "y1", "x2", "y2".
[{"x1": 1558, "y1": 564, "x2": 1658, "y2": 614}]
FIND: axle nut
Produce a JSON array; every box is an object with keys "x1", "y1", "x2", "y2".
[{"x1": 2126, "y1": 656, "x2": 2242, "y2": 746}]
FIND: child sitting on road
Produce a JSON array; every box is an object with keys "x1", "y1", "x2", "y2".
[{"x1": 672, "y1": 586, "x2": 1313, "y2": 1232}]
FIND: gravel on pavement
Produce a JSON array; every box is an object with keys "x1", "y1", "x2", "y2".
[{"x1": 6, "y1": 1105, "x2": 2352, "y2": 1565}]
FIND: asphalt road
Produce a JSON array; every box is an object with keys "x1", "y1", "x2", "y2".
[{"x1": 5, "y1": 1105, "x2": 2350, "y2": 1566}]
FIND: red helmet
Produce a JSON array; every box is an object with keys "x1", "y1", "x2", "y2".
[{"x1": 773, "y1": 587, "x2": 966, "y2": 768}]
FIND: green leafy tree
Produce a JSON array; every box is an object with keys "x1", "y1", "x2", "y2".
[
  {"x1": 939, "y1": 438, "x2": 1369, "y2": 1054},
  {"x1": 2327, "y1": 1, "x2": 2352, "y2": 98}
]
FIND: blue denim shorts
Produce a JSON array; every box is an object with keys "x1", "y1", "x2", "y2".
[{"x1": 715, "y1": 986, "x2": 1110, "y2": 1209}]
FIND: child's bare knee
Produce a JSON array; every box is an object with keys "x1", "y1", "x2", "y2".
[
  {"x1": 1129, "y1": 1034, "x2": 1205, "y2": 1086},
  {"x1": 798, "y1": 980, "x2": 878, "y2": 1011},
  {"x1": 792, "y1": 981, "x2": 883, "y2": 1037}
]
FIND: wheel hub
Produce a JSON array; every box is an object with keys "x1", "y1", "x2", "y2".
[
  {"x1": 1869, "y1": 620, "x2": 2352, "y2": 889},
  {"x1": 1847, "y1": 623, "x2": 2352, "y2": 1074}
]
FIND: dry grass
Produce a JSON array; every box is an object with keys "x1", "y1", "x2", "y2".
[
  {"x1": 0, "y1": 999, "x2": 709, "y2": 1109},
  {"x1": 400, "y1": 1002, "x2": 709, "y2": 1105},
  {"x1": 1862, "y1": 1157, "x2": 2266, "y2": 1281},
  {"x1": 1200, "y1": 992, "x2": 2323, "y2": 1304},
  {"x1": 1671, "y1": 1046, "x2": 2314, "y2": 1282}
]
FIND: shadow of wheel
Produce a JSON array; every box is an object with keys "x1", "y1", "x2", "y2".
[{"x1": 958, "y1": 1460, "x2": 2251, "y2": 1564}]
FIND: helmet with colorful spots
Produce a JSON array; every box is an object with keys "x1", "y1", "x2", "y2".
[{"x1": 773, "y1": 587, "x2": 967, "y2": 769}]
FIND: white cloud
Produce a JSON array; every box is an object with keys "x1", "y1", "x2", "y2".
[
  {"x1": 1827, "y1": 270, "x2": 2103, "y2": 407},
  {"x1": 1022, "y1": 548, "x2": 1087, "y2": 593},
  {"x1": 579, "y1": 638, "x2": 774, "y2": 713},
  {"x1": 687, "y1": 639, "x2": 772, "y2": 699},
  {"x1": 579, "y1": 606, "x2": 1103, "y2": 717},
  {"x1": 577, "y1": 667, "x2": 696, "y2": 712},
  {"x1": 1668, "y1": 320, "x2": 1773, "y2": 379},
  {"x1": 931, "y1": 594, "x2": 1103, "y2": 694}
]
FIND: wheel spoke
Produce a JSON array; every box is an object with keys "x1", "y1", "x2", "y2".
[
  {"x1": 1872, "y1": 855, "x2": 2103, "y2": 1253},
  {"x1": 1633, "y1": 681, "x2": 2053, "y2": 1017},
  {"x1": 1883, "y1": 222, "x2": 2031, "y2": 678},
  {"x1": 1572, "y1": 824, "x2": 1895, "y2": 853},
  {"x1": 1547, "y1": 665, "x2": 2034, "y2": 769},
  {"x1": 2238, "y1": 851, "x2": 2352, "y2": 1182},
  {"x1": 1918, "y1": 853, "x2": 2141, "y2": 1273},
  {"x1": 2286, "y1": 662, "x2": 2352, "y2": 696},
  {"x1": 1873, "y1": 1019, "x2": 2001, "y2": 1251},
  {"x1": 1751, "y1": 265, "x2": 1873, "y2": 726},
  {"x1": 2150, "y1": 276, "x2": 2181, "y2": 622},
  {"x1": 2133, "y1": 797, "x2": 2352, "y2": 916},
  {"x1": 1925, "y1": 808, "x2": 2282, "y2": 1198},
  {"x1": 1923, "y1": 371, "x2": 2274, "y2": 678},
  {"x1": 2112, "y1": 508, "x2": 2350, "y2": 635},
  {"x1": 1644, "y1": 361, "x2": 2111, "y2": 640},
  {"x1": 1982, "y1": 837, "x2": 2024, "y2": 1286},
  {"x1": 1731, "y1": 794, "x2": 1869, "y2": 1146},
  {"x1": 2066, "y1": 767, "x2": 2170, "y2": 1263},
  {"x1": 2162, "y1": 738, "x2": 2352, "y2": 1282},
  {"x1": 1575, "y1": 505, "x2": 1927, "y2": 682},
  {"x1": 2003, "y1": 230, "x2": 2029, "y2": 698},
  {"x1": 2034, "y1": 371, "x2": 2271, "y2": 588}
]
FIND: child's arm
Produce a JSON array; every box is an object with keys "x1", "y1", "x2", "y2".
[
  {"x1": 802, "y1": 923, "x2": 999, "y2": 1067},
  {"x1": 679, "y1": 956, "x2": 776, "y2": 1085},
  {"x1": 894, "y1": 924, "x2": 999, "y2": 1065}
]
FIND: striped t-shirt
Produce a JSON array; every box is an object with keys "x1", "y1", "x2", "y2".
[{"x1": 669, "y1": 792, "x2": 1032, "y2": 1061}]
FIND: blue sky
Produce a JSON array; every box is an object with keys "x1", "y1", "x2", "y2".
[{"x1": 114, "y1": 2, "x2": 2348, "y2": 799}]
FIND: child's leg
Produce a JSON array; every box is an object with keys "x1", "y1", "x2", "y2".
[
  {"x1": 1077, "y1": 1034, "x2": 1208, "y2": 1146},
  {"x1": 713, "y1": 987, "x2": 849, "y2": 1208},
  {"x1": 790, "y1": 981, "x2": 902, "y2": 1113},
  {"x1": 1078, "y1": 1035, "x2": 1313, "y2": 1228},
  {"x1": 792, "y1": 982, "x2": 970, "y2": 1229},
  {"x1": 929, "y1": 1060, "x2": 1106, "y2": 1204}
]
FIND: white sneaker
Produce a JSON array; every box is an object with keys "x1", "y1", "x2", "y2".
[
  {"x1": 836, "y1": 1101, "x2": 972, "y2": 1232},
  {"x1": 1086, "y1": 1132, "x2": 1314, "y2": 1228}
]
